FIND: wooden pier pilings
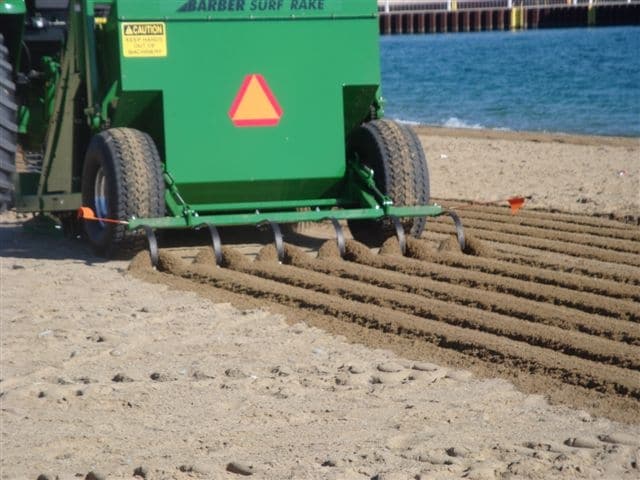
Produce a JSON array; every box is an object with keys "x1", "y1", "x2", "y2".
[{"x1": 379, "y1": 3, "x2": 640, "y2": 34}]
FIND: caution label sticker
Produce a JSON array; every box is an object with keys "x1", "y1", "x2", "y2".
[{"x1": 121, "y1": 22, "x2": 167, "y2": 58}]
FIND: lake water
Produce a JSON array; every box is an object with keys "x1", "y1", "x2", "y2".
[{"x1": 380, "y1": 26, "x2": 640, "y2": 137}]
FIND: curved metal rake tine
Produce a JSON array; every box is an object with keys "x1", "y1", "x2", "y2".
[
  {"x1": 329, "y1": 217, "x2": 346, "y2": 258},
  {"x1": 196, "y1": 223, "x2": 223, "y2": 266},
  {"x1": 445, "y1": 210, "x2": 466, "y2": 252},
  {"x1": 258, "y1": 221, "x2": 284, "y2": 263},
  {"x1": 140, "y1": 225, "x2": 158, "y2": 269},
  {"x1": 388, "y1": 215, "x2": 406, "y2": 256}
]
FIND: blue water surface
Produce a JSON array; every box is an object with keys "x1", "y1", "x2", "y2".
[{"x1": 380, "y1": 26, "x2": 640, "y2": 137}]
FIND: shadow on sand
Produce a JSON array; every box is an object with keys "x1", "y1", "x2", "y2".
[{"x1": 0, "y1": 213, "x2": 334, "y2": 264}]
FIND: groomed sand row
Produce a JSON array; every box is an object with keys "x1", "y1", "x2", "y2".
[{"x1": 130, "y1": 205, "x2": 640, "y2": 424}]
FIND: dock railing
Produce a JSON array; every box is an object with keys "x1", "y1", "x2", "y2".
[{"x1": 379, "y1": 0, "x2": 638, "y2": 11}]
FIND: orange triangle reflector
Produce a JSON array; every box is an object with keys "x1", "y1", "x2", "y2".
[
  {"x1": 229, "y1": 74, "x2": 283, "y2": 127},
  {"x1": 508, "y1": 197, "x2": 526, "y2": 215}
]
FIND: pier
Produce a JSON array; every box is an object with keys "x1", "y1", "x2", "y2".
[{"x1": 378, "y1": 0, "x2": 640, "y2": 33}]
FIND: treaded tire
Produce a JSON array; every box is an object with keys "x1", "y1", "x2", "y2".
[
  {"x1": 81, "y1": 128, "x2": 165, "y2": 257},
  {"x1": 0, "y1": 33, "x2": 17, "y2": 212},
  {"x1": 347, "y1": 119, "x2": 430, "y2": 245}
]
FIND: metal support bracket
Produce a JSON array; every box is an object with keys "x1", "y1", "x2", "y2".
[
  {"x1": 140, "y1": 225, "x2": 159, "y2": 269},
  {"x1": 258, "y1": 221, "x2": 284, "y2": 263},
  {"x1": 329, "y1": 218, "x2": 346, "y2": 258},
  {"x1": 197, "y1": 223, "x2": 223, "y2": 266},
  {"x1": 389, "y1": 215, "x2": 406, "y2": 256},
  {"x1": 445, "y1": 210, "x2": 466, "y2": 252},
  {"x1": 347, "y1": 159, "x2": 393, "y2": 209}
]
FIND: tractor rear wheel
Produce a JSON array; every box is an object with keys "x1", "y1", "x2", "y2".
[
  {"x1": 0, "y1": 34, "x2": 18, "y2": 212},
  {"x1": 347, "y1": 119, "x2": 430, "y2": 245},
  {"x1": 81, "y1": 128, "x2": 165, "y2": 256}
]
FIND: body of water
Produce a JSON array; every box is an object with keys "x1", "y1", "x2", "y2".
[{"x1": 380, "y1": 26, "x2": 640, "y2": 137}]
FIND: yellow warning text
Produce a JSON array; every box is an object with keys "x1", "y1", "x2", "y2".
[{"x1": 122, "y1": 22, "x2": 167, "y2": 58}]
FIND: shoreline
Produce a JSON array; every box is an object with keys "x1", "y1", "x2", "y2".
[{"x1": 412, "y1": 124, "x2": 640, "y2": 148}]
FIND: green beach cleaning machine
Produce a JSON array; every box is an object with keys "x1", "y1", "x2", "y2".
[{"x1": 0, "y1": 0, "x2": 464, "y2": 265}]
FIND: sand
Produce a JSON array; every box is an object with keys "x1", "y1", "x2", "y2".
[
  {"x1": 1, "y1": 128, "x2": 639, "y2": 479},
  {"x1": 415, "y1": 126, "x2": 639, "y2": 219}
]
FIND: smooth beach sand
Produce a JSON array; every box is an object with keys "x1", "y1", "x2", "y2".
[
  {"x1": 417, "y1": 126, "x2": 639, "y2": 219},
  {"x1": 1, "y1": 128, "x2": 639, "y2": 479}
]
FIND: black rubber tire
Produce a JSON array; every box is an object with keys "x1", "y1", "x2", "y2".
[
  {"x1": 0, "y1": 33, "x2": 18, "y2": 212},
  {"x1": 81, "y1": 128, "x2": 165, "y2": 257},
  {"x1": 347, "y1": 119, "x2": 430, "y2": 245}
]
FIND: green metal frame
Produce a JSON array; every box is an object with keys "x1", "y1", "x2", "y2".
[
  {"x1": 128, "y1": 159, "x2": 445, "y2": 230},
  {"x1": 128, "y1": 204, "x2": 445, "y2": 230}
]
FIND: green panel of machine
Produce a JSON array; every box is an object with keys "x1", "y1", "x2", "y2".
[
  {"x1": 117, "y1": 0, "x2": 374, "y2": 20},
  {"x1": 111, "y1": 0, "x2": 380, "y2": 206},
  {"x1": 0, "y1": 0, "x2": 25, "y2": 14}
]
